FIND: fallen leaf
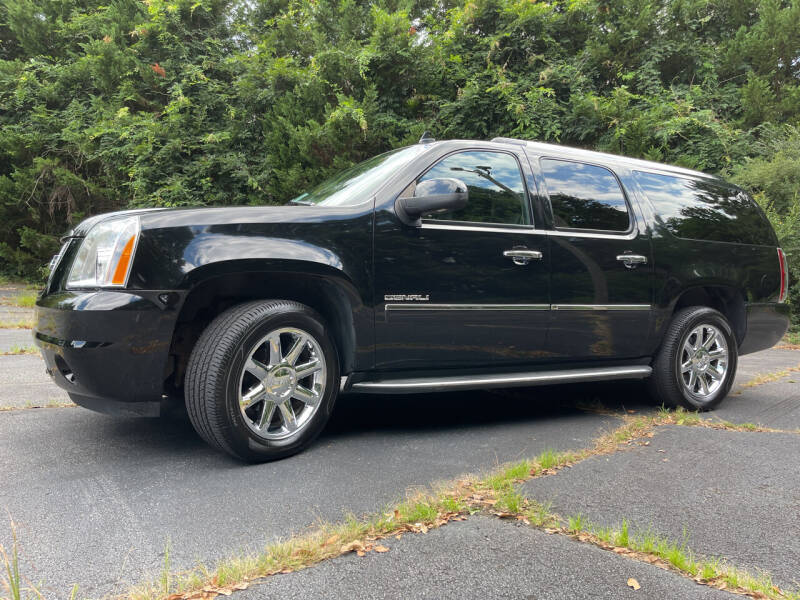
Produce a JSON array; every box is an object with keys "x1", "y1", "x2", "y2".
[
  {"x1": 374, "y1": 545, "x2": 390, "y2": 553},
  {"x1": 356, "y1": 550, "x2": 366, "y2": 557},
  {"x1": 395, "y1": 534, "x2": 403, "y2": 540},
  {"x1": 627, "y1": 577, "x2": 641, "y2": 590},
  {"x1": 394, "y1": 509, "x2": 401, "y2": 520},
  {"x1": 323, "y1": 534, "x2": 339, "y2": 546},
  {"x1": 627, "y1": 409, "x2": 637, "y2": 414},
  {"x1": 642, "y1": 441, "x2": 650, "y2": 446},
  {"x1": 493, "y1": 511, "x2": 515, "y2": 518},
  {"x1": 341, "y1": 540, "x2": 366, "y2": 553}
]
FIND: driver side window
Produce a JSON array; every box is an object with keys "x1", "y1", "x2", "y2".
[{"x1": 418, "y1": 151, "x2": 530, "y2": 225}]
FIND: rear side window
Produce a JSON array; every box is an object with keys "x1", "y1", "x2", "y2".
[
  {"x1": 633, "y1": 171, "x2": 774, "y2": 245},
  {"x1": 540, "y1": 159, "x2": 630, "y2": 232}
]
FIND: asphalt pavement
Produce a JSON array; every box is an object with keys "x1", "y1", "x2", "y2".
[
  {"x1": 0, "y1": 328, "x2": 797, "y2": 598},
  {"x1": 0, "y1": 387, "x2": 620, "y2": 598}
]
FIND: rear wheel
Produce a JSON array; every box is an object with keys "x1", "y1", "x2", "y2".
[
  {"x1": 185, "y1": 300, "x2": 339, "y2": 461},
  {"x1": 647, "y1": 307, "x2": 738, "y2": 411}
]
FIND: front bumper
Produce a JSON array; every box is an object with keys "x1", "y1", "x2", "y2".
[{"x1": 34, "y1": 290, "x2": 181, "y2": 415}]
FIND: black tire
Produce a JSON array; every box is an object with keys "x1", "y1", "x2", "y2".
[
  {"x1": 185, "y1": 300, "x2": 339, "y2": 462},
  {"x1": 647, "y1": 306, "x2": 738, "y2": 411}
]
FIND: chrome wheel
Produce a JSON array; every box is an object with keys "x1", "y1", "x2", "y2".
[
  {"x1": 238, "y1": 327, "x2": 327, "y2": 440},
  {"x1": 679, "y1": 324, "x2": 729, "y2": 399}
]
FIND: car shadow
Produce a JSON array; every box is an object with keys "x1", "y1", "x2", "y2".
[
  {"x1": 323, "y1": 379, "x2": 656, "y2": 436},
  {"x1": 81, "y1": 379, "x2": 656, "y2": 465}
]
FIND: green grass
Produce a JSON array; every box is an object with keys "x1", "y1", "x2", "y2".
[
  {"x1": 782, "y1": 330, "x2": 800, "y2": 345},
  {"x1": 562, "y1": 513, "x2": 800, "y2": 600},
  {"x1": 9, "y1": 293, "x2": 36, "y2": 309}
]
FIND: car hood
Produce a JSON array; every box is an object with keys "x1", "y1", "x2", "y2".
[{"x1": 67, "y1": 204, "x2": 360, "y2": 237}]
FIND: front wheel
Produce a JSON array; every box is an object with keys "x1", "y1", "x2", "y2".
[
  {"x1": 185, "y1": 300, "x2": 339, "y2": 462},
  {"x1": 647, "y1": 307, "x2": 738, "y2": 411}
]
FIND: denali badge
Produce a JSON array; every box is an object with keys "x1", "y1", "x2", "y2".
[{"x1": 384, "y1": 294, "x2": 430, "y2": 302}]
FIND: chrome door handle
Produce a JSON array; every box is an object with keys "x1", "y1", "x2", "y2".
[
  {"x1": 503, "y1": 249, "x2": 543, "y2": 266},
  {"x1": 616, "y1": 254, "x2": 647, "y2": 269}
]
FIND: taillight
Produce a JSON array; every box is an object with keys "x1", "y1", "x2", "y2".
[{"x1": 777, "y1": 248, "x2": 788, "y2": 303}]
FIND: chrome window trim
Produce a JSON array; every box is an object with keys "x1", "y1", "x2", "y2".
[
  {"x1": 420, "y1": 221, "x2": 638, "y2": 240},
  {"x1": 547, "y1": 228, "x2": 639, "y2": 241},
  {"x1": 385, "y1": 303, "x2": 550, "y2": 311}
]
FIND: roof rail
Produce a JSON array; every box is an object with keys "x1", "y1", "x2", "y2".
[{"x1": 491, "y1": 137, "x2": 527, "y2": 146}]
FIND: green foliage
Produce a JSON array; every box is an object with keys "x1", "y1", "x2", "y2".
[{"x1": 0, "y1": 0, "x2": 798, "y2": 325}]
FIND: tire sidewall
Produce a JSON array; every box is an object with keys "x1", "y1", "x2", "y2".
[
  {"x1": 221, "y1": 306, "x2": 339, "y2": 460},
  {"x1": 671, "y1": 309, "x2": 737, "y2": 410}
]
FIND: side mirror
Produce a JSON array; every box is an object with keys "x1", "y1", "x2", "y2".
[{"x1": 396, "y1": 178, "x2": 468, "y2": 226}]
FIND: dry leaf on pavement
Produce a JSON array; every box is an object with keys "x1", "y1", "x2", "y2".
[
  {"x1": 374, "y1": 545, "x2": 390, "y2": 553},
  {"x1": 627, "y1": 577, "x2": 641, "y2": 590},
  {"x1": 341, "y1": 540, "x2": 366, "y2": 553}
]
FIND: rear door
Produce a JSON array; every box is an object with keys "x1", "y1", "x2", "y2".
[{"x1": 533, "y1": 156, "x2": 653, "y2": 360}]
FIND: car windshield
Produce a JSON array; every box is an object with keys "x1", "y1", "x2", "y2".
[{"x1": 289, "y1": 145, "x2": 428, "y2": 207}]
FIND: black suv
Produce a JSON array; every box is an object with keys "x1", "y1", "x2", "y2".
[{"x1": 35, "y1": 137, "x2": 790, "y2": 461}]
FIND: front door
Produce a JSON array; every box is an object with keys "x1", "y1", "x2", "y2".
[
  {"x1": 374, "y1": 148, "x2": 551, "y2": 371},
  {"x1": 535, "y1": 157, "x2": 653, "y2": 360}
]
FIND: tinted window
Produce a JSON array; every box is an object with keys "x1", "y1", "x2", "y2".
[
  {"x1": 633, "y1": 171, "x2": 774, "y2": 245},
  {"x1": 419, "y1": 151, "x2": 529, "y2": 225},
  {"x1": 541, "y1": 159, "x2": 630, "y2": 231}
]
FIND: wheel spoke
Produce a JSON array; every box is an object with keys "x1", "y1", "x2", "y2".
[
  {"x1": 279, "y1": 400, "x2": 298, "y2": 431},
  {"x1": 267, "y1": 333, "x2": 282, "y2": 366},
  {"x1": 681, "y1": 358, "x2": 693, "y2": 373},
  {"x1": 698, "y1": 373, "x2": 710, "y2": 395},
  {"x1": 683, "y1": 339, "x2": 695, "y2": 357},
  {"x1": 245, "y1": 357, "x2": 269, "y2": 381},
  {"x1": 295, "y1": 358, "x2": 322, "y2": 379},
  {"x1": 708, "y1": 348, "x2": 727, "y2": 359},
  {"x1": 241, "y1": 383, "x2": 266, "y2": 410},
  {"x1": 258, "y1": 400, "x2": 277, "y2": 430},
  {"x1": 293, "y1": 385, "x2": 321, "y2": 407},
  {"x1": 282, "y1": 334, "x2": 307, "y2": 365},
  {"x1": 687, "y1": 369, "x2": 697, "y2": 391},
  {"x1": 702, "y1": 330, "x2": 718, "y2": 350},
  {"x1": 707, "y1": 367, "x2": 723, "y2": 381}
]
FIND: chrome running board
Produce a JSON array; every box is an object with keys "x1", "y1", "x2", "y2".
[{"x1": 349, "y1": 365, "x2": 652, "y2": 394}]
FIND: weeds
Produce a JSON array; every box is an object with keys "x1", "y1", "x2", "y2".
[
  {"x1": 0, "y1": 346, "x2": 37, "y2": 357},
  {"x1": 0, "y1": 320, "x2": 33, "y2": 330}
]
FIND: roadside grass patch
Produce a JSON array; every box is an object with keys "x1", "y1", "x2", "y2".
[
  {"x1": 7, "y1": 293, "x2": 36, "y2": 309},
  {"x1": 739, "y1": 364, "x2": 800, "y2": 389},
  {"x1": 559, "y1": 512, "x2": 798, "y2": 600},
  {"x1": 0, "y1": 320, "x2": 33, "y2": 330},
  {"x1": 0, "y1": 345, "x2": 37, "y2": 356},
  {"x1": 0, "y1": 400, "x2": 75, "y2": 412}
]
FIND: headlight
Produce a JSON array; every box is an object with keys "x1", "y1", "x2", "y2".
[{"x1": 66, "y1": 216, "x2": 140, "y2": 288}]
